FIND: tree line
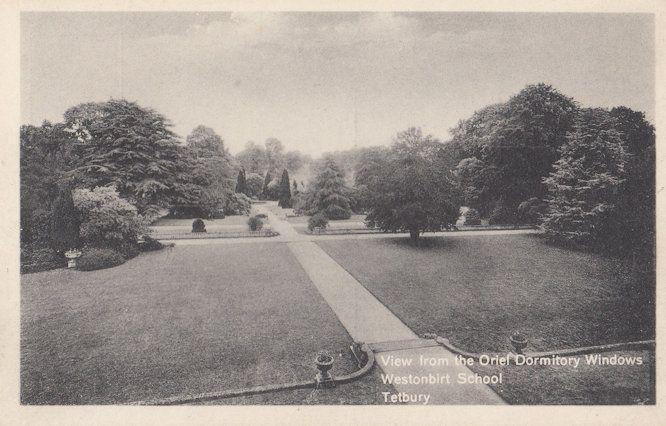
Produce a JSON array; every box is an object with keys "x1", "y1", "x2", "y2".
[
  {"x1": 270, "y1": 84, "x2": 654, "y2": 261},
  {"x1": 21, "y1": 83, "x2": 654, "y2": 272},
  {"x1": 21, "y1": 100, "x2": 250, "y2": 271}
]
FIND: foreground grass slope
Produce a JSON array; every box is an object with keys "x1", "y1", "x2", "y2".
[
  {"x1": 21, "y1": 243, "x2": 389, "y2": 404},
  {"x1": 318, "y1": 234, "x2": 654, "y2": 353}
]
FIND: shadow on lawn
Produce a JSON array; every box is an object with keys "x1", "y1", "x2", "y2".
[{"x1": 383, "y1": 236, "x2": 462, "y2": 250}]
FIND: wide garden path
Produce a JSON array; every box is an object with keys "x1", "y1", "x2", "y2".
[{"x1": 252, "y1": 204, "x2": 505, "y2": 404}]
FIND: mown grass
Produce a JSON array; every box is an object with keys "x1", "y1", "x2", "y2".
[
  {"x1": 318, "y1": 234, "x2": 655, "y2": 404},
  {"x1": 470, "y1": 350, "x2": 654, "y2": 404},
  {"x1": 318, "y1": 234, "x2": 654, "y2": 353},
  {"x1": 21, "y1": 242, "x2": 388, "y2": 404}
]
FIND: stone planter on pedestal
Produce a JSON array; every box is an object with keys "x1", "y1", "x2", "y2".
[
  {"x1": 64, "y1": 249, "x2": 82, "y2": 269},
  {"x1": 509, "y1": 332, "x2": 529, "y2": 354},
  {"x1": 314, "y1": 351, "x2": 335, "y2": 389}
]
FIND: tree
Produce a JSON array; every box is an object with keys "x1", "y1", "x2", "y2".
[
  {"x1": 244, "y1": 173, "x2": 264, "y2": 198},
  {"x1": 264, "y1": 137, "x2": 285, "y2": 174},
  {"x1": 186, "y1": 125, "x2": 229, "y2": 158},
  {"x1": 49, "y1": 186, "x2": 80, "y2": 252},
  {"x1": 20, "y1": 122, "x2": 77, "y2": 249},
  {"x1": 262, "y1": 171, "x2": 272, "y2": 199},
  {"x1": 277, "y1": 169, "x2": 292, "y2": 208},
  {"x1": 353, "y1": 146, "x2": 391, "y2": 213},
  {"x1": 285, "y1": 150, "x2": 308, "y2": 173},
  {"x1": 65, "y1": 99, "x2": 190, "y2": 218},
  {"x1": 451, "y1": 84, "x2": 578, "y2": 221},
  {"x1": 235, "y1": 168, "x2": 247, "y2": 194},
  {"x1": 542, "y1": 108, "x2": 628, "y2": 249},
  {"x1": 516, "y1": 197, "x2": 547, "y2": 225},
  {"x1": 236, "y1": 141, "x2": 267, "y2": 174},
  {"x1": 364, "y1": 127, "x2": 462, "y2": 241},
  {"x1": 610, "y1": 106, "x2": 655, "y2": 258},
  {"x1": 305, "y1": 157, "x2": 352, "y2": 219},
  {"x1": 292, "y1": 179, "x2": 299, "y2": 194},
  {"x1": 176, "y1": 125, "x2": 235, "y2": 218}
]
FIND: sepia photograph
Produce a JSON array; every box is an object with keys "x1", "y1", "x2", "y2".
[{"x1": 13, "y1": 5, "x2": 657, "y2": 412}]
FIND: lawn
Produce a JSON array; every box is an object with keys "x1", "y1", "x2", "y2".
[
  {"x1": 21, "y1": 242, "x2": 391, "y2": 404},
  {"x1": 469, "y1": 349, "x2": 654, "y2": 405},
  {"x1": 317, "y1": 234, "x2": 654, "y2": 353}
]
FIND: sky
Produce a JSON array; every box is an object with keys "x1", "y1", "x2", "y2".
[{"x1": 21, "y1": 12, "x2": 654, "y2": 156}]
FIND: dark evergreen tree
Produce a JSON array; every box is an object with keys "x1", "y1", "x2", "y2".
[
  {"x1": 277, "y1": 169, "x2": 292, "y2": 208},
  {"x1": 610, "y1": 106, "x2": 655, "y2": 259},
  {"x1": 65, "y1": 99, "x2": 190, "y2": 218},
  {"x1": 20, "y1": 122, "x2": 77, "y2": 249},
  {"x1": 49, "y1": 186, "x2": 80, "y2": 252},
  {"x1": 305, "y1": 157, "x2": 352, "y2": 219},
  {"x1": 235, "y1": 168, "x2": 247, "y2": 194},
  {"x1": 542, "y1": 108, "x2": 628, "y2": 249},
  {"x1": 262, "y1": 171, "x2": 272, "y2": 199}
]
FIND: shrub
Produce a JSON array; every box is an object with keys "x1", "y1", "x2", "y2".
[
  {"x1": 139, "y1": 235, "x2": 164, "y2": 252},
  {"x1": 464, "y1": 208, "x2": 481, "y2": 225},
  {"x1": 325, "y1": 204, "x2": 352, "y2": 220},
  {"x1": 119, "y1": 243, "x2": 140, "y2": 260},
  {"x1": 224, "y1": 192, "x2": 251, "y2": 215},
  {"x1": 73, "y1": 186, "x2": 147, "y2": 251},
  {"x1": 291, "y1": 192, "x2": 309, "y2": 216},
  {"x1": 192, "y1": 218, "x2": 206, "y2": 232},
  {"x1": 488, "y1": 202, "x2": 517, "y2": 225},
  {"x1": 517, "y1": 197, "x2": 547, "y2": 225},
  {"x1": 21, "y1": 247, "x2": 64, "y2": 273},
  {"x1": 248, "y1": 216, "x2": 263, "y2": 231},
  {"x1": 308, "y1": 213, "x2": 329, "y2": 232},
  {"x1": 255, "y1": 213, "x2": 268, "y2": 219},
  {"x1": 77, "y1": 248, "x2": 125, "y2": 271}
]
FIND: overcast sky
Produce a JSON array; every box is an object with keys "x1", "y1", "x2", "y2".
[{"x1": 21, "y1": 12, "x2": 654, "y2": 156}]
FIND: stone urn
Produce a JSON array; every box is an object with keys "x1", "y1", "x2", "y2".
[
  {"x1": 509, "y1": 332, "x2": 528, "y2": 354},
  {"x1": 64, "y1": 249, "x2": 82, "y2": 269},
  {"x1": 314, "y1": 351, "x2": 335, "y2": 388}
]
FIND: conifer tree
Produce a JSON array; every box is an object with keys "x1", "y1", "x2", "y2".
[
  {"x1": 261, "y1": 171, "x2": 272, "y2": 199},
  {"x1": 306, "y1": 158, "x2": 352, "y2": 219},
  {"x1": 49, "y1": 186, "x2": 80, "y2": 252},
  {"x1": 542, "y1": 108, "x2": 628, "y2": 248},
  {"x1": 278, "y1": 169, "x2": 292, "y2": 208},
  {"x1": 235, "y1": 168, "x2": 247, "y2": 194},
  {"x1": 65, "y1": 99, "x2": 189, "y2": 217}
]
